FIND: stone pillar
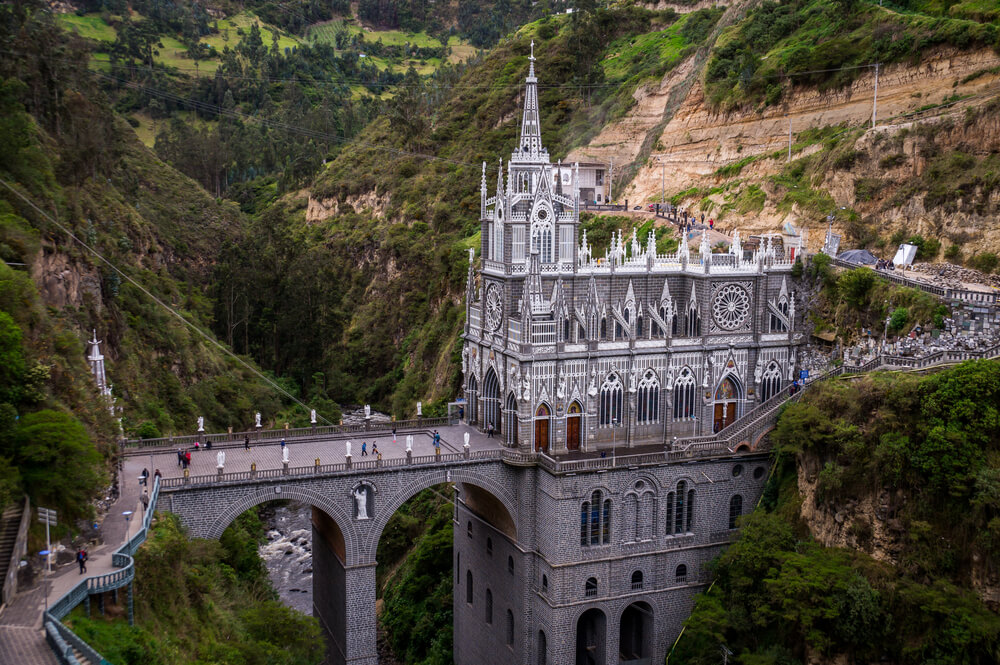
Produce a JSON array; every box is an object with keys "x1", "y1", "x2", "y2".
[{"x1": 344, "y1": 563, "x2": 378, "y2": 665}]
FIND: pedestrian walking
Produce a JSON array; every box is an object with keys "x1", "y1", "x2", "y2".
[
  {"x1": 361, "y1": 441, "x2": 368, "y2": 456},
  {"x1": 244, "y1": 434, "x2": 250, "y2": 450},
  {"x1": 140, "y1": 468, "x2": 149, "y2": 486},
  {"x1": 177, "y1": 449, "x2": 183, "y2": 467},
  {"x1": 77, "y1": 549, "x2": 87, "y2": 574},
  {"x1": 709, "y1": 218, "x2": 714, "y2": 230},
  {"x1": 280, "y1": 438, "x2": 286, "y2": 451},
  {"x1": 433, "y1": 430, "x2": 441, "y2": 448},
  {"x1": 184, "y1": 450, "x2": 191, "y2": 468},
  {"x1": 141, "y1": 490, "x2": 149, "y2": 511},
  {"x1": 487, "y1": 421, "x2": 495, "y2": 438},
  {"x1": 372, "y1": 443, "x2": 379, "y2": 457}
]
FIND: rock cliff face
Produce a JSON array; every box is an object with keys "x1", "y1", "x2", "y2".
[{"x1": 581, "y1": 43, "x2": 1000, "y2": 252}]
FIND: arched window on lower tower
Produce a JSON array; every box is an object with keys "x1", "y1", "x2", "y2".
[{"x1": 729, "y1": 494, "x2": 743, "y2": 529}]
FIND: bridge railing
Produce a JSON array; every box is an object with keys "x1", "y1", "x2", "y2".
[
  {"x1": 828, "y1": 257, "x2": 998, "y2": 306},
  {"x1": 121, "y1": 417, "x2": 454, "y2": 451},
  {"x1": 44, "y1": 476, "x2": 161, "y2": 665},
  {"x1": 156, "y1": 350, "x2": 1000, "y2": 488}
]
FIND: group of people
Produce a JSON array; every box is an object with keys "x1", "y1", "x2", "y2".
[
  {"x1": 359, "y1": 441, "x2": 380, "y2": 457},
  {"x1": 875, "y1": 258, "x2": 896, "y2": 270}
]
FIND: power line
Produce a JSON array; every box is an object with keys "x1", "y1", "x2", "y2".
[{"x1": 0, "y1": 178, "x2": 336, "y2": 426}]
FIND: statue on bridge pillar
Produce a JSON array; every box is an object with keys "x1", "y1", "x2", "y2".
[
  {"x1": 216, "y1": 451, "x2": 225, "y2": 469},
  {"x1": 346, "y1": 440, "x2": 351, "y2": 457},
  {"x1": 282, "y1": 446, "x2": 289, "y2": 464},
  {"x1": 255, "y1": 412, "x2": 262, "y2": 429},
  {"x1": 406, "y1": 435, "x2": 413, "y2": 452},
  {"x1": 197, "y1": 416, "x2": 204, "y2": 433},
  {"x1": 310, "y1": 409, "x2": 317, "y2": 425},
  {"x1": 354, "y1": 486, "x2": 369, "y2": 520}
]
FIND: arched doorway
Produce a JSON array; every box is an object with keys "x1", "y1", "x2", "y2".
[
  {"x1": 713, "y1": 375, "x2": 743, "y2": 432},
  {"x1": 483, "y1": 368, "x2": 501, "y2": 435},
  {"x1": 576, "y1": 608, "x2": 607, "y2": 665},
  {"x1": 566, "y1": 401, "x2": 582, "y2": 451},
  {"x1": 505, "y1": 393, "x2": 519, "y2": 448},
  {"x1": 534, "y1": 404, "x2": 551, "y2": 452},
  {"x1": 467, "y1": 374, "x2": 479, "y2": 425},
  {"x1": 619, "y1": 601, "x2": 653, "y2": 664}
]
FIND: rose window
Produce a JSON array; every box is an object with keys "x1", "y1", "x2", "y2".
[
  {"x1": 485, "y1": 283, "x2": 503, "y2": 331},
  {"x1": 712, "y1": 284, "x2": 751, "y2": 331}
]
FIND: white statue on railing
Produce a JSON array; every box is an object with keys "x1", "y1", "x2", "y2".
[
  {"x1": 216, "y1": 451, "x2": 225, "y2": 469},
  {"x1": 282, "y1": 446, "x2": 289, "y2": 464},
  {"x1": 406, "y1": 435, "x2": 413, "y2": 452},
  {"x1": 354, "y1": 487, "x2": 369, "y2": 520},
  {"x1": 197, "y1": 416, "x2": 204, "y2": 433},
  {"x1": 255, "y1": 412, "x2": 262, "y2": 428},
  {"x1": 345, "y1": 440, "x2": 352, "y2": 457},
  {"x1": 364, "y1": 404, "x2": 371, "y2": 419},
  {"x1": 310, "y1": 409, "x2": 317, "y2": 425}
]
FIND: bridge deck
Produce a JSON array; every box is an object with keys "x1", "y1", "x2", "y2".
[{"x1": 123, "y1": 424, "x2": 505, "y2": 484}]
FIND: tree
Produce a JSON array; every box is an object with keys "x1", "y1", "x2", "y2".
[{"x1": 11, "y1": 410, "x2": 104, "y2": 522}]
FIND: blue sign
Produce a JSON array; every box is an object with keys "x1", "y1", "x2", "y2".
[{"x1": 799, "y1": 370, "x2": 809, "y2": 379}]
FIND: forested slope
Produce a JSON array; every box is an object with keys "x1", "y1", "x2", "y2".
[
  {"x1": 0, "y1": 5, "x2": 303, "y2": 533},
  {"x1": 675, "y1": 360, "x2": 1000, "y2": 665}
]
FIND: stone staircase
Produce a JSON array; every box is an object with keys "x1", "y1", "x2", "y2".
[{"x1": 0, "y1": 501, "x2": 24, "y2": 604}]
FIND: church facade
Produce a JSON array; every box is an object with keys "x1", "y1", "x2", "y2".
[{"x1": 461, "y1": 50, "x2": 801, "y2": 454}]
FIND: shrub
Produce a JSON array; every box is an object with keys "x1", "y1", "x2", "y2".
[
  {"x1": 944, "y1": 244, "x2": 962, "y2": 263},
  {"x1": 134, "y1": 421, "x2": 162, "y2": 439},
  {"x1": 968, "y1": 252, "x2": 999, "y2": 274},
  {"x1": 889, "y1": 306, "x2": 909, "y2": 333},
  {"x1": 838, "y1": 268, "x2": 878, "y2": 308}
]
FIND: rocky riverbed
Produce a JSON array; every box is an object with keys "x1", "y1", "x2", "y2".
[{"x1": 259, "y1": 502, "x2": 314, "y2": 614}]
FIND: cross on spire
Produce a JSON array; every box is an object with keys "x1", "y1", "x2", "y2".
[{"x1": 518, "y1": 41, "x2": 542, "y2": 157}]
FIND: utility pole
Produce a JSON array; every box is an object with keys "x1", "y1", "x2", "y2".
[
  {"x1": 609, "y1": 158, "x2": 614, "y2": 204},
  {"x1": 787, "y1": 116, "x2": 792, "y2": 162},
  {"x1": 661, "y1": 162, "x2": 665, "y2": 204},
  {"x1": 872, "y1": 62, "x2": 880, "y2": 129}
]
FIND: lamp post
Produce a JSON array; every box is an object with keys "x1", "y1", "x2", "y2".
[{"x1": 38, "y1": 550, "x2": 50, "y2": 615}]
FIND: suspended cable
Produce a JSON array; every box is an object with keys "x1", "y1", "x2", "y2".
[{"x1": 0, "y1": 178, "x2": 335, "y2": 426}]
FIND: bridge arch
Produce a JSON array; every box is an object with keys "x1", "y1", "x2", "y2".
[
  {"x1": 359, "y1": 467, "x2": 517, "y2": 564},
  {"x1": 205, "y1": 485, "x2": 359, "y2": 563}
]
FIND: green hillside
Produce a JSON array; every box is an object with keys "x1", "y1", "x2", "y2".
[{"x1": 675, "y1": 360, "x2": 1000, "y2": 664}]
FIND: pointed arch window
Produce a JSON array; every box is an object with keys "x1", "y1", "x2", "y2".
[
  {"x1": 675, "y1": 564, "x2": 687, "y2": 584},
  {"x1": 600, "y1": 317, "x2": 608, "y2": 340},
  {"x1": 504, "y1": 392, "x2": 518, "y2": 447},
  {"x1": 770, "y1": 297, "x2": 789, "y2": 332},
  {"x1": 466, "y1": 570, "x2": 474, "y2": 604},
  {"x1": 581, "y1": 490, "x2": 610, "y2": 547},
  {"x1": 760, "y1": 362, "x2": 782, "y2": 402},
  {"x1": 686, "y1": 302, "x2": 701, "y2": 337},
  {"x1": 637, "y1": 370, "x2": 660, "y2": 425},
  {"x1": 672, "y1": 368, "x2": 697, "y2": 420},
  {"x1": 665, "y1": 491, "x2": 675, "y2": 535},
  {"x1": 675, "y1": 481, "x2": 687, "y2": 534},
  {"x1": 599, "y1": 373, "x2": 624, "y2": 426},
  {"x1": 485, "y1": 588, "x2": 493, "y2": 624}
]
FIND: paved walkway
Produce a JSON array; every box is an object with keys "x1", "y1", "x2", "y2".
[
  {"x1": 124, "y1": 423, "x2": 503, "y2": 481},
  {"x1": 0, "y1": 471, "x2": 144, "y2": 665}
]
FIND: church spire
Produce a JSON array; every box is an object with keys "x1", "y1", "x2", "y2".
[{"x1": 518, "y1": 41, "x2": 543, "y2": 157}]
